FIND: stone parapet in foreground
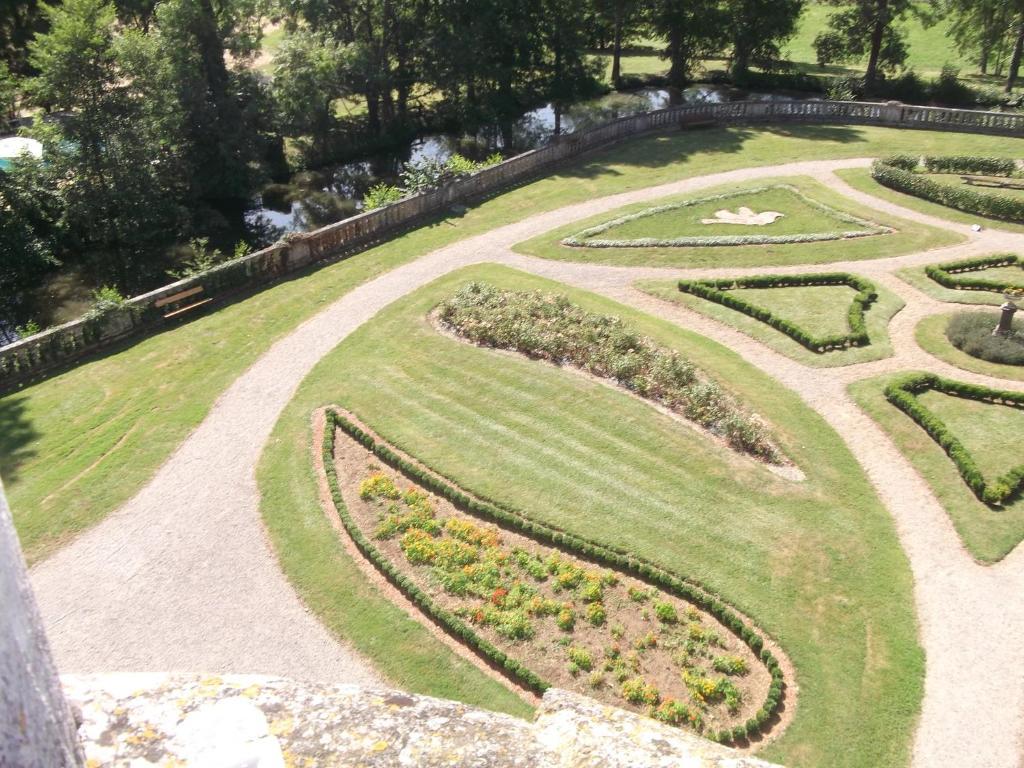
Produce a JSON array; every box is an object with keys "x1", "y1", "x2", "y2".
[{"x1": 63, "y1": 674, "x2": 784, "y2": 767}]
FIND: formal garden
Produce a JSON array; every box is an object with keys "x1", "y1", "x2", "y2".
[{"x1": 6, "y1": 125, "x2": 1024, "y2": 768}]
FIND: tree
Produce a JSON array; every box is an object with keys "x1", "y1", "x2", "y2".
[
  {"x1": 646, "y1": 0, "x2": 726, "y2": 88},
  {"x1": 28, "y1": 0, "x2": 188, "y2": 288},
  {"x1": 0, "y1": 1, "x2": 47, "y2": 74},
  {"x1": 590, "y1": 0, "x2": 644, "y2": 88},
  {"x1": 0, "y1": 156, "x2": 60, "y2": 332},
  {"x1": 726, "y1": 0, "x2": 804, "y2": 79},
  {"x1": 0, "y1": 62, "x2": 18, "y2": 131},
  {"x1": 814, "y1": 0, "x2": 913, "y2": 89},
  {"x1": 1006, "y1": 1, "x2": 1024, "y2": 93},
  {"x1": 272, "y1": 31, "x2": 354, "y2": 152},
  {"x1": 538, "y1": 0, "x2": 602, "y2": 134},
  {"x1": 942, "y1": 0, "x2": 1014, "y2": 76}
]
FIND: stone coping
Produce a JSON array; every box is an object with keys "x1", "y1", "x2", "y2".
[{"x1": 62, "y1": 674, "x2": 784, "y2": 767}]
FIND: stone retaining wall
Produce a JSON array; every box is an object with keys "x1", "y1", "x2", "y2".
[
  {"x1": 2, "y1": 99, "x2": 1022, "y2": 390},
  {"x1": 64, "y1": 674, "x2": 784, "y2": 767}
]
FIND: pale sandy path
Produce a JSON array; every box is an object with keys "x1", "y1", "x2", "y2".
[{"x1": 29, "y1": 158, "x2": 1024, "y2": 766}]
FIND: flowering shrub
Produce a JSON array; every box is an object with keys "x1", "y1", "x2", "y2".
[
  {"x1": 712, "y1": 655, "x2": 750, "y2": 676},
  {"x1": 586, "y1": 602, "x2": 607, "y2": 626},
  {"x1": 439, "y1": 283, "x2": 781, "y2": 462},
  {"x1": 359, "y1": 472, "x2": 401, "y2": 500},
  {"x1": 654, "y1": 699, "x2": 701, "y2": 727},
  {"x1": 654, "y1": 601, "x2": 679, "y2": 624},
  {"x1": 328, "y1": 411, "x2": 787, "y2": 745}
]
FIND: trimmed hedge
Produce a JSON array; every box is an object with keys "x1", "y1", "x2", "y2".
[
  {"x1": 872, "y1": 156, "x2": 1024, "y2": 224},
  {"x1": 677, "y1": 273, "x2": 878, "y2": 353},
  {"x1": 324, "y1": 409, "x2": 787, "y2": 745},
  {"x1": 925, "y1": 253, "x2": 1023, "y2": 293},
  {"x1": 562, "y1": 184, "x2": 891, "y2": 248},
  {"x1": 922, "y1": 156, "x2": 1017, "y2": 176},
  {"x1": 883, "y1": 373, "x2": 1024, "y2": 505}
]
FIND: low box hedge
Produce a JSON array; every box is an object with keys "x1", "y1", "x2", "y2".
[
  {"x1": 924, "y1": 254, "x2": 1023, "y2": 293},
  {"x1": 872, "y1": 156, "x2": 1024, "y2": 224},
  {"x1": 883, "y1": 373, "x2": 1024, "y2": 506},
  {"x1": 324, "y1": 409, "x2": 787, "y2": 744},
  {"x1": 677, "y1": 272, "x2": 878, "y2": 353}
]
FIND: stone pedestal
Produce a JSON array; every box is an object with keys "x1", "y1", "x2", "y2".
[{"x1": 993, "y1": 300, "x2": 1018, "y2": 337}]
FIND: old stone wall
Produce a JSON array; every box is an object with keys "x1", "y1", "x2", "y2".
[
  {"x1": 64, "y1": 674, "x2": 784, "y2": 767},
  {"x1": 2, "y1": 99, "x2": 1022, "y2": 390}
]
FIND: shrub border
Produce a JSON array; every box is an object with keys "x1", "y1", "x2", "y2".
[
  {"x1": 322, "y1": 408, "x2": 788, "y2": 745},
  {"x1": 872, "y1": 155, "x2": 1024, "y2": 224},
  {"x1": 924, "y1": 253, "x2": 1023, "y2": 293},
  {"x1": 677, "y1": 273, "x2": 879, "y2": 353},
  {"x1": 561, "y1": 184, "x2": 892, "y2": 248},
  {"x1": 883, "y1": 373, "x2": 1024, "y2": 505}
]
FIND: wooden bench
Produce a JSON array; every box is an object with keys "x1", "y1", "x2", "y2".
[
  {"x1": 155, "y1": 285, "x2": 211, "y2": 319},
  {"x1": 960, "y1": 175, "x2": 1024, "y2": 191}
]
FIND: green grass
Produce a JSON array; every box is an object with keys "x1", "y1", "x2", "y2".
[
  {"x1": 579, "y1": 185, "x2": 871, "y2": 242},
  {"x1": 927, "y1": 173, "x2": 1024, "y2": 201},
  {"x1": 261, "y1": 262, "x2": 922, "y2": 768},
  {"x1": 516, "y1": 174, "x2": 959, "y2": 268},
  {"x1": 918, "y1": 389, "x2": 1024, "y2": 481},
  {"x1": 783, "y1": 1, "x2": 975, "y2": 79},
  {"x1": 835, "y1": 167, "x2": 1024, "y2": 235},
  {"x1": 850, "y1": 375, "x2": 1024, "y2": 563},
  {"x1": 638, "y1": 278, "x2": 903, "y2": 367},
  {"x1": 5, "y1": 125, "x2": 1022, "y2": 566},
  {"x1": 916, "y1": 313, "x2": 1024, "y2": 382}
]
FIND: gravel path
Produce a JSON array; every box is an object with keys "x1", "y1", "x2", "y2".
[{"x1": 30, "y1": 158, "x2": 1024, "y2": 766}]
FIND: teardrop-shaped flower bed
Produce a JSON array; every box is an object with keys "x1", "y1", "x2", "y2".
[{"x1": 321, "y1": 408, "x2": 790, "y2": 745}]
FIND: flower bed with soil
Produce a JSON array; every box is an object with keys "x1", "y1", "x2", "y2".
[{"x1": 323, "y1": 409, "x2": 788, "y2": 745}]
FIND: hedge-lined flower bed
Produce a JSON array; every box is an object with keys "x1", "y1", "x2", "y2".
[
  {"x1": 883, "y1": 373, "x2": 1024, "y2": 505},
  {"x1": 677, "y1": 273, "x2": 878, "y2": 353},
  {"x1": 437, "y1": 283, "x2": 782, "y2": 463},
  {"x1": 322, "y1": 409, "x2": 789, "y2": 745},
  {"x1": 561, "y1": 185, "x2": 891, "y2": 248},
  {"x1": 946, "y1": 312, "x2": 1024, "y2": 366},
  {"x1": 924, "y1": 254, "x2": 1023, "y2": 293},
  {"x1": 872, "y1": 156, "x2": 1024, "y2": 223}
]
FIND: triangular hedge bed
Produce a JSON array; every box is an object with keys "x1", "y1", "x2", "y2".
[
  {"x1": 924, "y1": 253, "x2": 1023, "y2": 293},
  {"x1": 562, "y1": 184, "x2": 892, "y2": 248},
  {"x1": 677, "y1": 273, "x2": 878, "y2": 353},
  {"x1": 884, "y1": 373, "x2": 1024, "y2": 506}
]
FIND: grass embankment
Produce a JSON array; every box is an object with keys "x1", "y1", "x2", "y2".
[
  {"x1": 835, "y1": 168, "x2": 1024, "y2": 235},
  {"x1": 916, "y1": 313, "x2": 1024, "y2": 382},
  {"x1": 4, "y1": 127, "x2": 1021, "y2": 560},
  {"x1": 515, "y1": 175, "x2": 959, "y2": 268},
  {"x1": 638, "y1": 278, "x2": 904, "y2": 367},
  {"x1": 260, "y1": 263, "x2": 922, "y2": 768},
  {"x1": 851, "y1": 376, "x2": 1024, "y2": 563}
]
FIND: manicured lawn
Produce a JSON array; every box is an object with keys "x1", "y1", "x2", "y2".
[
  {"x1": 918, "y1": 389, "x2": 1024, "y2": 481},
  {"x1": 850, "y1": 375, "x2": 1024, "y2": 563},
  {"x1": 576, "y1": 185, "x2": 873, "y2": 243},
  {"x1": 835, "y1": 168, "x2": 1024, "y2": 235},
  {"x1": 897, "y1": 266, "x2": 1008, "y2": 307},
  {"x1": 916, "y1": 313, "x2": 1024, "y2": 382},
  {"x1": 927, "y1": 173, "x2": 1024, "y2": 201},
  {"x1": 518, "y1": 175, "x2": 958, "y2": 269},
  {"x1": 5, "y1": 126, "x2": 1022, "y2": 565},
  {"x1": 783, "y1": 1, "x2": 975, "y2": 79},
  {"x1": 638, "y1": 278, "x2": 903, "y2": 367},
  {"x1": 261, "y1": 262, "x2": 922, "y2": 768}
]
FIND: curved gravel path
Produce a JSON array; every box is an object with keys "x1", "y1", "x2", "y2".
[{"x1": 30, "y1": 158, "x2": 1024, "y2": 767}]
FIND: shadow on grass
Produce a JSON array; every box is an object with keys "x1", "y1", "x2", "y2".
[
  {"x1": 551, "y1": 123, "x2": 867, "y2": 181},
  {"x1": 0, "y1": 395, "x2": 37, "y2": 485}
]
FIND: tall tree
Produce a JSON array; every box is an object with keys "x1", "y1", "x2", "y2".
[
  {"x1": 28, "y1": 0, "x2": 188, "y2": 288},
  {"x1": 1006, "y1": 1, "x2": 1024, "y2": 93},
  {"x1": 0, "y1": 1, "x2": 47, "y2": 74},
  {"x1": 814, "y1": 0, "x2": 913, "y2": 89},
  {"x1": 591, "y1": 0, "x2": 643, "y2": 88},
  {"x1": 538, "y1": 0, "x2": 602, "y2": 133},
  {"x1": 942, "y1": 0, "x2": 1013, "y2": 76},
  {"x1": 726, "y1": 0, "x2": 804, "y2": 79},
  {"x1": 646, "y1": 0, "x2": 726, "y2": 88}
]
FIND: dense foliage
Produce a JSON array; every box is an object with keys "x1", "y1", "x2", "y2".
[
  {"x1": 872, "y1": 156, "x2": 1024, "y2": 224},
  {"x1": 946, "y1": 312, "x2": 1024, "y2": 366},
  {"x1": 438, "y1": 282, "x2": 781, "y2": 461}
]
